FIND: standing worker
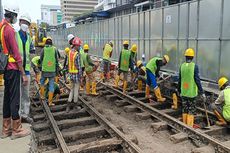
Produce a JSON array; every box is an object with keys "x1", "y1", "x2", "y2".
[
  {"x1": 82, "y1": 44, "x2": 99, "y2": 95},
  {"x1": 130, "y1": 44, "x2": 137, "y2": 82},
  {"x1": 1, "y1": 4, "x2": 30, "y2": 139},
  {"x1": 31, "y1": 56, "x2": 41, "y2": 84},
  {"x1": 101, "y1": 41, "x2": 113, "y2": 80},
  {"x1": 17, "y1": 13, "x2": 34, "y2": 123},
  {"x1": 210, "y1": 77, "x2": 230, "y2": 126},
  {"x1": 40, "y1": 37, "x2": 58, "y2": 106},
  {"x1": 145, "y1": 55, "x2": 170, "y2": 102},
  {"x1": 178, "y1": 48, "x2": 205, "y2": 127},
  {"x1": 114, "y1": 41, "x2": 132, "y2": 93},
  {"x1": 66, "y1": 36, "x2": 82, "y2": 112}
]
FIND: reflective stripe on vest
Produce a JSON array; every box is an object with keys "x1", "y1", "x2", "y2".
[
  {"x1": 42, "y1": 46, "x2": 56, "y2": 72},
  {"x1": 120, "y1": 49, "x2": 131, "y2": 72},
  {"x1": 103, "y1": 44, "x2": 113, "y2": 61},
  {"x1": 223, "y1": 88, "x2": 230, "y2": 121},
  {"x1": 16, "y1": 32, "x2": 31, "y2": 71},
  {"x1": 146, "y1": 57, "x2": 161, "y2": 74},
  {"x1": 68, "y1": 50, "x2": 78, "y2": 73},
  {"x1": 180, "y1": 62, "x2": 198, "y2": 98}
]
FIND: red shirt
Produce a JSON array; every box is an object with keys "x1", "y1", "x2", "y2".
[{"x1": 2, "y1": 19, "x2": 22, "y2": 70}]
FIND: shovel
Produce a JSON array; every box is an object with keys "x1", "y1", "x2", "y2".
[{"x1": 202, "y1": 98, "x2": 211, "y2": 129}]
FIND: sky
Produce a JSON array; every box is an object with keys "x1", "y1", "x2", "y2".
[{"x1": 3, "y1": 0, "x2": 60, "y2": 22}]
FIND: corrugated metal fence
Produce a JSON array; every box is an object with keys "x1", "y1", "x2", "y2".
[{"x1": 49, "y1": 0, "x2": 230, "y2": 81}]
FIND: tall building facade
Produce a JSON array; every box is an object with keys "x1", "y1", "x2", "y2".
[
  {"x1": 61, "y1": 0, "x2": 98, "y2": 21},
  {"x1": 41, "y1": 5, "x2": 62, "y2": 26}
]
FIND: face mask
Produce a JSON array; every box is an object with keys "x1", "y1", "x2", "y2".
[
  {"x1": 20, "y1": 24, "x2": 29, "y2": 32},
  {"x1": 12, "y1": 16, "x2": 17, "y2": 24}
]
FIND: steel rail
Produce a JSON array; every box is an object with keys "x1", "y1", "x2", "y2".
[{"x1": 100, "y1": 82, "x2": 230, "y2": 153}]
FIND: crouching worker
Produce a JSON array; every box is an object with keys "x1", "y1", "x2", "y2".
[
  {"x1": 31, "y1": 56, "x2": 41, "y2": 84},
  {"x1": 45, "y1": 80, "x2": 61, "y2": 101},
  {"x1": 136, "y1": 60, "x2": 146, "y2": 91},
  {"x1": 145, "y1": 55, "x2": 169, "y2": 102},
  {"x1": 82, "y1": 44, "x2": 99, "y2": 95},
  {"x1": 40, "y1": 37, "x2": 58, "y2": 106},
  {"x1": 210, "y1": 77, "x2": 230, "y2": 126},
  {"x1": 66, "y1": 36, "x2": 82, "y2": 112}
]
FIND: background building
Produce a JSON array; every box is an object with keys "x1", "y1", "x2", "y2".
[
  {"x1": 41, "y1": 5, "x2": 62, "y2": 26},
  {"x1": 61, "y1": 0, "x2": 98, "y2": 21}
]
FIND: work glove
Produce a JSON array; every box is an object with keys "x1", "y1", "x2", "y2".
[{"x1": 202, "y1": 93, "x2": 207, "y2": 102}]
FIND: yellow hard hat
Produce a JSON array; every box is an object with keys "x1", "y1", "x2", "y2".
[
  {"x1": 131, "y1": 44, "x2": 137, "y2": 53},
  {"x1": 184, "y1": 48, "x2": 195, "y2": 57},
  {"x1": 83, "y1": 44, "x2": 89, "y2": 50},
  {"x1": 136, "y1": 60, "x2": 142, "y2": 67},
  {"x1": 218, "y1": 77, "x2": 228, "y2": 89},
  {"x1": 123, "y1": 40, "x2": 129, "y2": 45},
  {"x1": 42, "y1": 37, "x2": 47, "y2": 43},
  {"x1": 65, "y1": 47, "x2": 70, "y2": 54},
  {"x1": 163, "y1": 55, "x2": 170, "y2": 63}
]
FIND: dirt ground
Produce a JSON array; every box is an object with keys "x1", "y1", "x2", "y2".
[{"x1": 87, "y1": 95, "x2": 196, "y2": 153}]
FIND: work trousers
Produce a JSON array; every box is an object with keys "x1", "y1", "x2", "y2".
[
  {"x1": 3, "y1": 70, "x2": 21, "y2": 120},
  {"x1": 40, "y1": 76, "x2": 55, "y2": 92},
  {"x1": 118, "y1": 70, "x2": 128, "y2": 81},
  {"x1": 102, "y1": 60, "x2": 111, "y2": 74},
  {"x1": 182, "y1": 97, "x2": 197, "y2": 115},
  {"x1": 86, "y1": 72, "x2": 95, "y2": 83},
  {"x1": 146, "y1": 69, "x2": 157, "y2": 89},
  {"x1": 68, "y1": 81, "x2": 80, "y2": 103},
  {"x1": 20, "y1": 75, "x2": 31, "y2": 118}
]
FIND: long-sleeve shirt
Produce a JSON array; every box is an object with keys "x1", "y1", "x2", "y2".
[
  {"x1": 69, "y1": 50, "x2": 82, "y2": 83},
  {"x1": 215, "y1": 86, "x2": 230, "y2": 105},
  {"x1": 2, "y1": 19, "x2": 22, "y2": 70}
]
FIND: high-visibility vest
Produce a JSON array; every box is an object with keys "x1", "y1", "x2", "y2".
[
  {"x1": 82, "y1": 52, "x2": 93, "y2": 73},
  {"x1": 146, "y1": 57, "x2": 161, "y2": 75},
  {"x1": 80, "y1": 48, "x2": 84, "y2": 68},
  {"x1": 42, "y1": 46, "x2": 56, "y2": 72},
  {"x1": 68, "y1": 50, "x2": 78, "y2": 74},
  {"x1": 32, "y1": 56, "x2": 40, "y2": 67},
  {"x1": 16, "y1": 32, "x2": 32, "y2": 71},
  {"x1": 103, "y1": 44, "x2": 113, "y2": 61},
  {"x1": 120, "y1": 49, "x2": 131, "y2": 72},
  {"x1": 223, "y1": 88, "x2": 230, "y2": 121},
  {"x1": 180, "y1": 62, "x2": 198, "y2": 98}
]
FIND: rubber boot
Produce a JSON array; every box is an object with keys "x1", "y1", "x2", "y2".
[
  {"x1": 154, "y1": 87, "x2": 166, "y2": 102},
  {"x1": 123, "y1": 81, "x2": 127, "y2": 94},
  {"x1": 182, "y1": 113, "x2": 187, "y2": 124},
  {"x1": 40, "y1": 86, "x2": 45, "y2": 99},
  {"x1": 48, "y1": 92, "x2": 55, "y2": 106},
  {"x1": 145, "y1": 85, "x2": 150, "y2": 98},
  {"x1": 114, "y1": 75, "x2": 120, "y2": 88},
  {"x1": 214, "y1": 110, "x2": 227, "y2": 126},
  {"x1": 86, "y1": 81, "x2": 91, "y2": 95},
  {"x1": 187, "y1": 114, "x2": 194, "y2": 127},
  {"x1": 0, "y1": 74, "x2": 4, "y2": 86},
  {"x1": 171, "y1": 93, "x2": 178, "y2": 109},
  {"x1": 1, "y1": 118, "x2": 11, "y2": 139},
  {"x1": 11, "y1": 119, "x2": 30, "y2": 140},
  {"x1": 91, "y1": 82, "x2": 99, "y2": 96},
  {"x1": 137, "y1": 80, "x2": 143, "y2": 91}
]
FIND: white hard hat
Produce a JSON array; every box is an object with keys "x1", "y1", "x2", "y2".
[
  {"x1": 20, "y1": 13, "x2": 31, "y2": 24},
  {"x1": 67, "y1": 34, "x2": 74, "y2": 42},
  {"x1": 4, "y1": 4, "x2": 19, "y2": 14},
  {"x1": 142, "y1": 54, "x2": 145, "y2": 58}
]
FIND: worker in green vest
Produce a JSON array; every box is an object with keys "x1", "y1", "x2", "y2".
[
  {"x1": 210, "y1": 77, "x2": 230, "y2": 126},
  {"x1": 82, "y1": 44, "x2": 99, "y2": 95},
  {"x1": 31, "y1": 56, "x2": 41, "y2": 84},
  {"x1": 178, "y1": 48, "x2": 205, "y2": 127},
  {"x1": 114, "y1": 40, "x2": 132, "y2": 93},
  {"x1": 44, "y1": 80, "x2": 61, "y2": 101},
  {"x1": 136, "y1": 60, "x2": 146, "y2": 91},
  {"x1": 130, "y1": 44, "x2": 137, "y2": 81},
  {"x1": 145, "y1": 55, "x2": 169, "y2": 102},
  {"x1": 16, "y1": 13, "x2": 35, "y2": 123},
  {"x1": 101, "y1": 41, "x2": 113, "y2": 81},
  {"x1": 40, "y1": 37, "x2": 58, "y2": 106}
]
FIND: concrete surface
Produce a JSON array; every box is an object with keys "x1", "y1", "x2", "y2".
[{"x1": 0, "y1": 86, "x2": 31, "y2": 153}]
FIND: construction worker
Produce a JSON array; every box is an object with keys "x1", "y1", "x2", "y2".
[
  {"x1": 45, "y1": 80, "x2": 61, "y2": 101},
  {"x1": 63, "y1": 47, "x2": 70, "y2": 83},
  {"x1": 114, "y1": 40, "x2": 132, "y2": 93},
  {"x1": 145, "y1": 55, "x2": 170, "y2": 102},
  {"x1": 136, "y1": 60, "x2": 146, "y2": 91},
  {"x1": 40, "y1": 37, "x2": 58, "y2": 106},
  {"x1": 130, "y1": 44, "x2": 137, "y2": 82},
  {"x1": 210, "y1": 77, "x2": 230, "y2": 126},
  {"x1": 178, "y1": 48, "x2": 205, "y2": 127},
  {"x1": 101, "y1": 41, "x2": 113, "y2": 80},
  {"x1": 31, "y1": 56, "x2": 41, "y2": 83},
  {"x1": 17, "y1": 13, "x2": 34, "y2": 123},
  {"x1": 1, "y1": 4, "x2": 30, "y2": 139},
  {"x1": 66, "y1": 36, "x2": 82, "y2": 112},
  {"x1": 67, "y1": 34, "x2": 75, "y2": 47},
  {"x1": 82, "y1": 44, "x2": 99, "y2": 95}
]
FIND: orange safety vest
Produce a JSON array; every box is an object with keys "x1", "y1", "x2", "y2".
[
  {"x1": 0, "y1": 19, "x2": 16, "y2": 63},
  {"x1": 68, "y1": 50, "x2": 78, "y2": 74}
]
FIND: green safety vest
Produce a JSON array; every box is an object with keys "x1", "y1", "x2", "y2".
[
  {"x1": 42, "y1": 46, "x2": 56, "y2": 72},
  {"x1": 120, "y1": 49, "x2": 131, "y2": 72},
  {"x1": 146, "y1": 57, "x2": 161, "y2": 74},
  {"x1": 82, "y1": 52, "x2": 93, "y2": 73},
  {"x1": 103, "y1": 44, "x2": 113, "y2": 61},
  {"x1": 80, "y1": 48, "x2": 84, "y2": 68},
  {"x1": 16, "y1": 32, "x2": 32, "y2": 71},
  {"x1": 180, "y1": 62, "x2": 198, "y2": 98},
  {"x1": 32, "y1": 56, "x2": 40, "y2": 67},
  {"x1": 223, "y1": 88, "x2": 230, "y2": 121}
]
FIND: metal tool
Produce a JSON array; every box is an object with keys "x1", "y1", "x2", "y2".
[{"x1": 203, "y1": 98, "x2": 211, "y2": 129}]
